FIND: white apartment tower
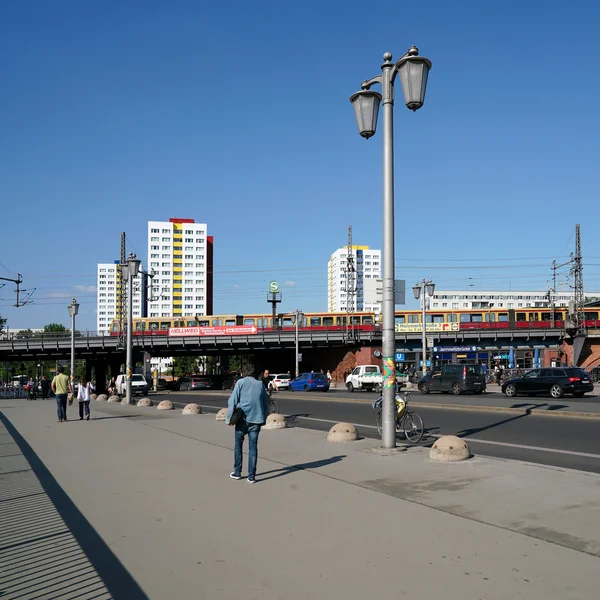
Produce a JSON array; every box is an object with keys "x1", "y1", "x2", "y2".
[
  {"x1": 147, "y1": 218, "x2": 214, "y2": 319},
  {"x1": 328, "y1": 246, "x2": 382, "y2": 313},
  {"x1": 96, "y1": 262, "x2": 144, "y2": 335}
]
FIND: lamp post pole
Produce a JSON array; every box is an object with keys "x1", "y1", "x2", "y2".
[
  {"x1": 67, "y1": 298, "x2": 79, "y2": 390},
  {"x1": 350, "y1": 47, "x2": 432, "y2": 449},
  {"x1": 413, "y1": 280, "x2": 435, "y2": 374},
  {"x1": 294, "y1": 309, "x2": 303, "y2": 377},
  {"x1": 124, "y1": 253, "x2": 141, "y2": 405}
]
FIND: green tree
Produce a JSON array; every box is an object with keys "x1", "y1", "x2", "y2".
[
  {"x1": 0, "y1": 314, "x2": 6, "y2": 334},
  {"x1": 172, "y1": 356, "x2": 199, "y2": 377},
  {"x1": 228, "y1": 355, "x2": 254, "y2": 376},
  {"x1": 44, "y1": 323, "x2": 68, "y2": 333},
  {"x1": 15, "y1": 328, "x2": 34, "y2": 339}
]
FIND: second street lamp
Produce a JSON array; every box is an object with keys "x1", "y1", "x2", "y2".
[
  {"x1": 351, "y1": 46, "x2": 432, "y2": 449},
  {"x1": 124, "y1": 253, "x2": 141, "y2": 405},
  {"x1": 413, "y1": 280, "x2": 435, "y2": 374},
  {"x1": 67, "y1": 298, "x2": 79, "y2": 390}
]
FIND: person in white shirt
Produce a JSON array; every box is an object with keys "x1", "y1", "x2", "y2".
[{"x1": 77, "y1": 376, "x2": 94, "y2": 421}]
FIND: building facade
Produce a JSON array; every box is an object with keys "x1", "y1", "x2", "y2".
[
  {"x1": 327, "y1": 246, "x2": 381, "y2": 313},
  {"x1": 96, "y1": 261, "x2": 144, "y2": 335},
  {"x1": 430, "y1": 290, "x2": 600, "y2": 311},
  {"x1": 147, "y1": 218, "x2": 214, "y2": 319}
]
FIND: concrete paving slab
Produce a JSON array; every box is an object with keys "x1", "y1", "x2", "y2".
[{"x1": 1, "y1": 399, "x2": 599, "y2": 599}]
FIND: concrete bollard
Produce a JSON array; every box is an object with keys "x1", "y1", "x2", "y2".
[
  {"x1": 182, "y1": 403, "x2": 201, "y2": 415},
  {"x1": 157, "y1": 400, "x2": 174, "y2": 411},
  {"x1": 137, "y1": 397, "x2": 153, "y2": 407},
  {"x1": 90, "y1": 393, "x2": 97, "y2": 401},
  {"x1": 216, "y1": 408, "x2": 228, "y2": 421},
  {"x1": 429, "y1": 435, "x2": 471, "y2": 462},
  {"x1": 263, "y1": 413, "x2": 287, "y2": 430},
  {"x1": 327, "y1": 422, "x2": 359, "y2": 443},
  {"x1": 107, "y1": 395, "x2": 120, "y2": 403},
  {"x1": 96, "y1": 394, "x2": 108, "y2": 401}
]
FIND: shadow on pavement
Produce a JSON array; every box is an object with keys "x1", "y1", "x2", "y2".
[
  {"x1": 0, "y1": 411, "x2": 149, "y2": 600},
  {"x1": 259, "y1": 455, "x2": 346, "y2": 482}
]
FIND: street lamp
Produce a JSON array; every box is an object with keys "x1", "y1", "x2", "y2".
[
  {"x1": 123, "y1": 253, "x2": 141, "y2": 405},
  {"x1": 67, "y1": 298, "x2": 79, "y2": 387},
  {"x1": 413, "y1": 280, "x2": 435, "y2": 375},
  {"x1": 291, "y1": 309, "x2": 304, "y2": 377},
  {"x1": 351, "y1": 46, "x2": 432, "y2": 449}
]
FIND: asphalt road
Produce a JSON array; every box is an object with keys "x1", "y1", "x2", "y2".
[{"x1": 156, "y1": 389, "x2": 600, "y2": 474}]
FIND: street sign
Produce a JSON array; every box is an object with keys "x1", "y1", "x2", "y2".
[
  {"x1": 432, "y1": 345, "x2": 477, "y2": 353},
  {"x1": 268, "y1": 281, "x2": 280, "y2": 293},
  {"x1": 394, "y1": 352, "x2": 405, "y2": 362},
  {"x1": 168, "y1": 326, "x2": 258, "y2": 337}
]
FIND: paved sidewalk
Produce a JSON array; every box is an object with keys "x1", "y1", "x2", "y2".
[{"x1": 1, "y1": 398, "x2": 599, "y2": 599}]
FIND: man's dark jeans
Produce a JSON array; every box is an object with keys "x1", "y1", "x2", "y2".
[
  {"x1": 234, "y1": 421, "x2": 261, "y2": 479},
  {"x1": 55, "y1": 394, "x2": 68, "y2": 421}
]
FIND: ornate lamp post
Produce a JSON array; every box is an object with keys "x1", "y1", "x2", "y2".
[
  {"x1": 413, "y1": 280, "x2": 435, "y2": 374},
  {"x1": 350, "y1": 46, "x2": 432, "y2": 449},
  {"x1": 67, "y1": 298, "x2": 79, "y2": 388},
  {"x1": 123, "y1": 253, "x2": 141, "y2": 405}
]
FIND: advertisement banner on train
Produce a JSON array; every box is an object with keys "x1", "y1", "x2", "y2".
[
  {"x1": 394, "y1": 322, "x2": 460, "y2": 333},
  {"x1": 168, "y1": 326, "x2": 258, "y2": 337}
]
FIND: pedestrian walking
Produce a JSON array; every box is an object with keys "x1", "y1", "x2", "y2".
[
  {"x1": 77, "y1": 376, "x2": 94, "y2": 421},
  {"x1": 226, "y1": 369, "x2": 269, "y2": 483},
  {"x1": 41, "y1": 375, "x2": 51, "y2": 399},
  {"x1": 51, "y1": 366, "x2": 70, "y2": 422}
]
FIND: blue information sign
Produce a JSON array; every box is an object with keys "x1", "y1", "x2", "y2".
[
  {"x1": 394, "y1": 352, "x2": 405, "y2": 362},
  {"x1": 432, "y1": 345, "x2": 477, "y2": 353}
]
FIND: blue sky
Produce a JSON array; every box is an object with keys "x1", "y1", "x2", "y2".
[{"x1": 1, "y1": 0, "x2": 599, "y2": 331}]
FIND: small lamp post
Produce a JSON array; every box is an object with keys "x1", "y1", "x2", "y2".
[
  {"x1": 351, "y1": 46, "x2": 432, "y2": 449},
  {"x1": 67, "y1": 298, "x2": 79, "y2": 388},
  {"x1": 291, "y1": 309, "x2": 304, "y2": 377},
  {"x1": 123, "y1": 253, "x2": 141, "y2": 405},
  {"x1": 413, "y1": 280, "x2": 435, "y2": 375}
]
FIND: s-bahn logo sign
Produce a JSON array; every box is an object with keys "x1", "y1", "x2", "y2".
[
  {"x1": 395, "y1": 323, "x2": 459, "y2": 333},
  {"x1": 168, "y1": 326, "x2": 258, "y2": 337}
]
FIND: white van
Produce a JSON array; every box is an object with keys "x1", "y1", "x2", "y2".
[{"x1": 115, "y1": 374, "x2": 149, "y2": 396}]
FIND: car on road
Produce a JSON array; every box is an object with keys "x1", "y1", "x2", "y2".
[
  {"x1": 115, "y1": 374, "x2": 148, "y2": 396},
  {"x1": 289, "y1": 372, "x2": 330, "y2": 392},
  {"x1": 418, "y1": 364, "x2": 486, "y2": 395},
  {"x1": 502, "y1": 367, "x2": 594, "y2": 399},
  {"x1": 180, "y1": 376, "x2": 213, "y2": 391},
  {"x1": 271, "y1": 373, "x2": 291, "y2": 390}
]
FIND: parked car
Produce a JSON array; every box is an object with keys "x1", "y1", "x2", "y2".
[
  {"x1": 271, "y1": 373, "x2": 291, "y2": 390},
  {"x1": 156, "y1": 378, "x2": 168, "y2": 391},
  {"x1": 345, "y1": 365, "x2": 383, "y2": 392},
  {"x1": 289, "y1": 372, "x2": 330, "y2": 392},
  {"x1": 418, "y1": 364, "x2": 486, "y2": 395},
  {"x1": 115, "y1": 374, "x2": 149, "y2": 396},
  {"x1": 502, "y1": 367, "x2": 594, "y2": 399},
  {"x1": 166, "y1": 378, "x2": 182, "y2": 391},
  {"x1": 178, "y1": 376, "x2": 210, "y2": 391},
  {"x1": 221, "y1": 374, "x2": 240, "y2": 390}
]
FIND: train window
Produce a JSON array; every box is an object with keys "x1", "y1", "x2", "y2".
[
  {"x1": 472, "y1": 314, "x2": 482, "y2": 322},
  {"x1": 516, "y1": 312, "x2": 527, "y2": 321},
  {"x1": 212, "y1": 319, "x2": 223, "y2": 326},
  {"x1": 363, "y1": 316, "x2": 373, "y2": 324},
  {"x1": 198, "y1": 319, "x2": 209, "y2": 326},
  {"x1": 149, "y1": 322, "x2": 159, "y2": 331},
  {"x1": 135, "y1": 322, "x2": 142, "y2": 331},
  {"x1": 283, "y1": 317, "x2": 294, "y2": 327},
  {"x1": 448, "y1": 314, "x2": 457, "y2": 322},
  {"x1": 160, "y1": 322, "x2": 170, "y2": 330},
  {"x1": 485, "y1": 313, "x2": 495, "y2": 322},
  {"x1": 408, "y1": 314, "x2": 419, "y2": 323},
  {"x1": 529, "y1": 313, "x2": 539, "y2": 321},
  {"x1": 244, "y1": 318, "x2": 255, "y2": 325},
  {"x1": 498, "y1": 313, "x2": 509, "y2": 322},
  {"x1": 460, "y1": 314, "x2": 472, "y2": 322},
  {"x1": 112, "y1": 322, "x2": 118, "y2": 332},
  {"x1": 395, "y1": 315, "x2": 406, "y2": 324},
  {"x1": 427, "y1": 314, "x2": 444, "y2": 323},
  {"x1": 323, "y1": 316, "x2": 334, "y2": 326},
  {"x1": 225, "y1": 319, "x2": 235, "y2": 326},
  {"x1": 352, "y1": 316, "x2": 361, "y2": 324},
  {"x1": 585, "y1": 312, "x2": 599, "y2": 319},
  {"x1": 310, "y1": 317, "x2": 321, "y2": 326},
  {"x1": 186, "y1": 320, "x2": 197, "y2": 327}
]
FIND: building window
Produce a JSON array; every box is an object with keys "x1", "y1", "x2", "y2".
[{"x1": 151, "y1": 236, "x2": 159, "y2": 241}]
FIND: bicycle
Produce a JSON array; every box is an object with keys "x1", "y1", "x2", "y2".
[
  {"x1": 267, "y1": 387, "x2": 279, "y2": 414},
  {"x1": 372, "y1": 390, "x2": 424, "y2": 444}
]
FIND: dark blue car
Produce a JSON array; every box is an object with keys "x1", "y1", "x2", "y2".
[{"x1": 289, "y1": 372, "x2": 330, "y2": 392}]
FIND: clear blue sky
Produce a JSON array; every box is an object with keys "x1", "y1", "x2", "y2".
[{"x1": 2, "y1": 0, "x2": 599, "y2": 331}]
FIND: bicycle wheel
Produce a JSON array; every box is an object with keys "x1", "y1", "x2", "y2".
[
  {"x1": 403, "y1": 411, "x2": 424, "y2": 444},
  {"x1": 376, "y1": 410, "x2": 382, "y2": 437},
  {"x1": 268, "y1": 399, "x2": 279, "y2": 414}
]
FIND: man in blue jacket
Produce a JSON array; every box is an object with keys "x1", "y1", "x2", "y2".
[{"x1": 226, "y1": 369, "x2": 270, "y2": 483}]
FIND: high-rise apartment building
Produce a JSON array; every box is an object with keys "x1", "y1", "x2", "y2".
[
  {"x1": 96, "y1": 261, "x2": 144, "y2": 335},
  {"x1": 327, "y1": 246, "x2": 381, "y2": 313},
  {"x1": 147, "y1": 218, "x2": 213, "y2": 319}
]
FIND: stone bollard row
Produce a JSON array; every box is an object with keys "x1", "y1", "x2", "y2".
[
  {"x1": 182, "y1": 403, "x2": 201, "y2": 415},
  {"x1": 327, "y1": 423, "x2": 359, "y2": 442},
  {"x1": 429, "y1": 436, "x2": 471, "y2": 462}
]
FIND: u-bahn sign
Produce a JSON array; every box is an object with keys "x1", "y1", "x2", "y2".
[
  {"x1": 169, "y1": 326, "x2": 258, "y2": 337},
  {"x1": 395, "y1": 323, "x2": 459, "y2": 333}
]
